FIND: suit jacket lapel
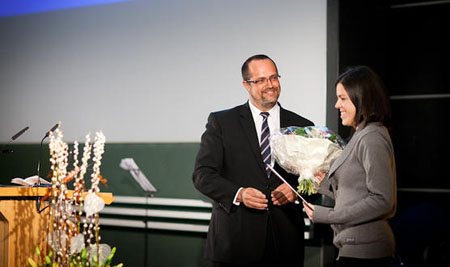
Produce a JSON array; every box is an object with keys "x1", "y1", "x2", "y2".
[
  {"x1": 280, "y1": 105, "x2": 293, "y2": 128},
  {"x1": 239, "y1": 103, "x2": 266, "y2": 172}
]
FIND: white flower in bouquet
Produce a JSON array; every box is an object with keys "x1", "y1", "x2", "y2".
[
  {"x1": 70, "y1": 233, "x2": 85, "y2": 254},
  {"x1": 47, "y1": 230, "x2": 68, "y2": 251},
  {"x1": 270, "y1": 126, "x2": 345, "y2": 195},
  {"x1": 84, "y1": 192, "x2": 106, "y2": 217},
  {"x1": 89, "y1": 243, "x2": 112, "y2": 266}
]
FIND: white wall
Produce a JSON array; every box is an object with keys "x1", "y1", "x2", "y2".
[{"x1": 0, "y1": 0, "x2": 326, "y2": 143}]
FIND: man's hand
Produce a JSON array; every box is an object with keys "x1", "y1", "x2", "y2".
[
  {"x1": 238, "y1": 187, "x2": 268, "y2": 210},
  {"x1": 271, "y1": 183, "x2": 296, "y2": 206}
]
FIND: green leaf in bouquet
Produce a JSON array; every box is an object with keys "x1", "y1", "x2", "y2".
[
  {"x1": 45, "y1": 255, "x2": 51, "y2": 264},
  {"x1": 28, "y1": 258, "x2": 38, "y2": 267},
  {"x1": 81, "y1": 247, "x2": 88, "y2": 265},
  {"x1": 294, "y1": 128, "x2": 307, "y2": 136},
  {"x1": 297, "y1": 179, "x2": 318, "y2": 196},
  {"x1": 92, "y1": 254, "x2": 99, "y2": 266},
  {"x1": 329, "y1": 134, "x2": 337, "y2": 143},
  {"x1": 103, "y1": 247, "x2": 117, "y2": 266}
]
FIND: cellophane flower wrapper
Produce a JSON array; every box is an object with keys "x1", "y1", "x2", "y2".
[{"x1": 270, "y1": 126, "x2": 345, "y2": 195}]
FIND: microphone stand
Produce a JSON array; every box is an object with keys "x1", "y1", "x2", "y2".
[
  {"x1": 36, "y1": 123, "x2": 58, "y2": 213},
  {"x1": 36, "y1": 135, "x2": 48, "y2": 213},
  {"x1": 36, "y1": 135, "x2": 46, "y2": 186},
  {"x1": 145, "y1": 193, "x2": 149, "y2": 267}
]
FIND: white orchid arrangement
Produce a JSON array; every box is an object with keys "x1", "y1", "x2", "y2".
[{"x1": 28, "y1": 123, "x2": 122, "y2": 267}]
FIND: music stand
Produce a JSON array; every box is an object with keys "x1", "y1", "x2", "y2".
[{"x1": 119, "y1": 158, "x2": 157, "y2": 266}]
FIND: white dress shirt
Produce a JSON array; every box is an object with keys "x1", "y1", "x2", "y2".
[
  {"x1": 248, "y1": 100, "x2": 280, "y2": 163},
  {"x1": 233, "y1": 101, "x2": 281, "y2": 205}
]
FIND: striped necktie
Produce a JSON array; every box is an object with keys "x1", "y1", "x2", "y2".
[{"x1": 260, "y1": 112, "x2": 271, "y2": 177}]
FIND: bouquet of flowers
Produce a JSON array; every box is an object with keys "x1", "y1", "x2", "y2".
[{"x1": 270, "y1": 126, "x2": 345, "y2": 195}]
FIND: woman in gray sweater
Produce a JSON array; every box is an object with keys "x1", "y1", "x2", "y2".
[{"x1": 303, "y1": 66, "x2": 396, "y2": 267}]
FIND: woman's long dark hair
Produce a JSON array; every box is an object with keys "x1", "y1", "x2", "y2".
[{"x1": 335, "y1": 66, "x2": 391, "y2": 129}]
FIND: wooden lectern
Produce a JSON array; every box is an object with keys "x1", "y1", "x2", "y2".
[{"x1": 0, "y1": 187, "x2": 114, "y2": 267}]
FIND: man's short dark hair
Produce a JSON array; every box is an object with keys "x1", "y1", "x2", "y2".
[{"x1": 241, "y1": 54, "x2": 278, "y2": 81}]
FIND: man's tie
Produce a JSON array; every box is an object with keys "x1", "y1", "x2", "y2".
[{"x1": 260, "y1": 112, "x2": 271, "y2": 177}]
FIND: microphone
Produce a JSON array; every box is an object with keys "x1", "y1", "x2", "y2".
[
  {"x1": 36, "y1": 123, "x2": 58, "y2": 213},
  {"x1": 12, "y1": 126, "x2": 30, "y2": 140},
  {"x1": 43, "y1": 124, "x2": 58, "y2": 139},
  {"x1": 1, "y1": 126, "x2": 30, "y2": 154}
]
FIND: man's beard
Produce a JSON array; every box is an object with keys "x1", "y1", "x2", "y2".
[{"x1": 260, "y1": 88, "x2": 279, "y2": 108}]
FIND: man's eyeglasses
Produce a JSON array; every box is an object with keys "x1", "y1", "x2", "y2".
[{"x1": 246, "y1": 74, "x2": 281, "y2": 85}]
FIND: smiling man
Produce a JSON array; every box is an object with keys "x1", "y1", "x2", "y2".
[
  {"x1": 193, "y1": 54, "x2": 314, "y2": 266},
  {"x1": 243, "y1": 56, "x2": 281, "y2": 111}
]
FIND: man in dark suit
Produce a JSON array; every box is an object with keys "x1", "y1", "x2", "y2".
[{"x1": 193, "y1": 54, "x2": 314, "y2": 266}]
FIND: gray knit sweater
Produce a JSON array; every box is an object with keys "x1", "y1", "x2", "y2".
[{"x1": 313, "y1": 122, "x2": 396, "y2": 259}]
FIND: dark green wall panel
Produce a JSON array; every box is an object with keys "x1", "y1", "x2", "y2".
[
  {"x1": 100, "y1": 227, "x2": 210, "y2": 267},
  {"x1": 0, "y1": 143, "x2": 206, "y2": 200}
]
